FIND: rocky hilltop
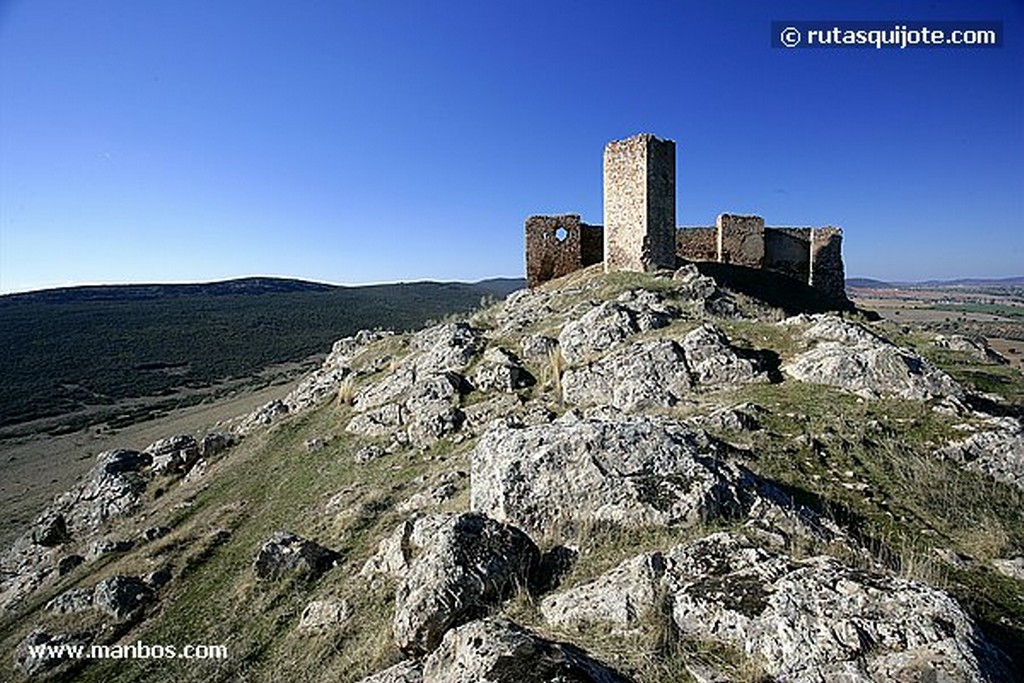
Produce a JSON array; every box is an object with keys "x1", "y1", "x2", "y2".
[{"x1": 2, "y1": 264, "x2": 1022, "y2": 682}]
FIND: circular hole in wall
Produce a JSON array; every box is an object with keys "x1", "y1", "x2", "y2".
[{"x1": 554, "y1": 226, "x2": 568, "y2": 243}]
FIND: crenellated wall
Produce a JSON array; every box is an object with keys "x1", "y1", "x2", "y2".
[{"x1": 523, "y1": 133, "x2": 848, "y2": 305}]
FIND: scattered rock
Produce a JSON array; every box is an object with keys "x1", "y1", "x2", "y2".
[
  {"x1": 31, "y1": 511, "x2": 70, "y2": 547},
  {"x1": 298, "y1": 598, "x2": 351, "y2": 633},
  {"x1": 992, "y1": 556, "x2": 1024, "y2": 581},
  {"x1": 469, "y1": 347, "x2": 535, "y2": 393},
  {"x1": 541, "y1": 552, "x2": 667, "y2": 632},
  {"x1": 348, "y1": 370, "x2": 467, "y2": 447},
  {"x1": 935, "y1": 417, "x2": 1024, "y2": 490},
  {"x1": 235, "y1": 400, "x2": 290, "y2": 435},
  {"x1": 408, "y1": 322, "x2": 484, "y2": 373},
  {"x1": 17, "y1": 630, "x2": 94, "y2": 676},
  {"x1": 462, "y1": 393, "x2": 524, "y2": 433},
  {"x1": 199, "y1": 431, "x2": 234, "y2": 458},
  {"x1": 46, "y1": 587, "x2": 96, "y2": 615},
  {"x1": 93, "y1": 575, "x2": 154, "y2": 620},
  {"x1": 183, "y1": 458, "x2": 209, "y2": 482},
  {"x1": 252, "y1": 531, "x2": 340, "y2": 582},
  {"x1": 390, "y1": 512, "x2": 540, "y2": 654},
  {"x1": 141, "y1": 525, "x2": 171, "y2": 542},
  {"x1": 87, "y1": 537, "x2": 134, "y2": 559},
  {"x1": 688, "y1": 403, "x2": 764, "y2": 433},
  {"x1": 519, "y1": 333, "x2": 556, "y2": 359},
  {"x1": 934, "y1": 334, "x2": 1007, "y2": 364},
  {"x1": 672, "y1": 263, "x2": 718, "y2": 299},
  {"x1": 356, "y1": 660, "x2": 424, "y2": 683},
  {"x1": 56, "y1": 554, "x2": 84, "y2": 576},
  {"x1": 422, "y1": 618, "x2": 632, "y2": 683},
  {"x1": 396, "y1": 475, "x2": 463, "y2": 513},
  {"x1": 680, "y1": 324, "x2": 768, "y2": 388},
  {"x1": 145, "y1": 434, "x2": 200, "y2": 475},
  {"x1": 561, "y1": 325, "x2": 766, "y2": 411},
  {"x1": 354, "y1": 444, "x2": 387, "y2": 464},
  {"x1": 304, "y1": 438, "x2": 328, "y2": 453}
]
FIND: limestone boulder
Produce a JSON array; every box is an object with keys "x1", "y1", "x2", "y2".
[
  {"x1": 145, "y1": 434, "x2": 200, "y2": 475},
  {"x1": 558, "y1": 290, "x2": 677, "y2": 363},
  {"x1": 235, "y1": 399, "x2": 290, "y2": 435},
  {"x1": 541, "y1": 533, "x2": 1005, "y2": 682},
  {"x1": 541, "y1": 552, "x2": 668, "y2": 632},
  {"x1": 356, "y1": 661, "x2": 424, "y2": 683},
  {"x1": 30, "y1": 511, "x2": 70, "y2": 547},
  {"x1": 933, "y1": 334, "x2": 1007, "y2": 364},
  {"x1": 298, "y1": 598, "x2": 351, "y2": 634},
  {"x1": 390, "y1": 512, "x2": 540, "y2": 655},
  {"x1": 348, "y1": 369, "x2": 467, "y2": 447},
  {"x1": 471, "y1": 414, "x2": 764, "y2": 536},
  {"x1": 667, "y1": 533, "x2": 1003, "y2": 683},
  {"x1": 199, "y1": 431, "x2": 234, "y2": 458},
  {"x1": 275, "y1": 328, "x2": 392, "y2": 415},
  {"x1": 562, "y1": 340, "x2": 693, "y2": 412},
  {"x1": 519, "y1": 333, "x2": 556, "y2": 359},
  {"x1": 408, "y1": 322, "x2": 484, "y2": 373},
  {"x1": 935, "y1": 417, "x2": 1024, "y2": 490},
  {"x1": 252, "y1": 531, "x2": 340, "y2": 582},
  {"x1": 469, "y1": 347, "x2": 535, "y2": 393},
  {"x1": 93, "y1": 575, "x2": 154, "y2": 620},
  {"x1": 17, "y1": 630, "x2": 94, "y2": 676},
  {"x1": 422, "y1": 618, "x2": 632, "y2": 683},
  {"x1": 680, "y1": 324, "x2": 768, "y2": 388},
  {"x1": 53, "y1": 449, "x2": 152, "y2": 535},
  {"x1": 46, "y1": 587, "x2": 96, "y2": 615},
  {"x1": 782, "y1": 314, "x2": 963, "y2": 400}
]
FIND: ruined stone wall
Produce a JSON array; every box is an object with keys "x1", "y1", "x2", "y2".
[
  {"x1": 525, "y1": 214, "x2": 603, "y2": 288},
  {"x1": 716, "y1": 214, "x2": 764, "y2": 267},
  {"x1": 603, "y1": 133, "x2": 676, "y2": 273},
  {"x1": 677, "y1": 227, "x2": 718, "y2": 262},
  {"x1": 810, "y1": 227, "x2": 846, "y2": 302},
  {"x1": 764, "y1": 227, "x2": 811, "y2": 282}
]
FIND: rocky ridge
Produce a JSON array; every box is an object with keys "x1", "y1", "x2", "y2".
[{"x1": 2, "y1": 264, "x2": 1021, "y2": 682}]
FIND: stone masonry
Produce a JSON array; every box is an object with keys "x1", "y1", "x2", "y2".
[
  {"x1": 524, "y1": 133, "x2": 848, "y2": 304},
  {"x1": 603, "y1": 133, "x2": 677, "y2": 273},
  {"x1": 716, "y1": 214, "x2": 764, "y2": 268},
  {"x1": 525, "y1": 214, "x2": 603, "y2": 289}
]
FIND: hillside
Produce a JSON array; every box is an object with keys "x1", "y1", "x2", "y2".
[
  {"x1": 1, "y1": 264, "x2": 1022, "y2": 682},
  {"x1": 0, "y1": 277, "x2": 524, "y2": 430}
]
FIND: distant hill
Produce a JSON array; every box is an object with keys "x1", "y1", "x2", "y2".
[
  {"x1": 846, "y1": 277, "x2": 894, "y2": 289},
  {"x1": 0, "y1": 277, "x2": 525, "y2": 428},
  {"x1": 0, "y1": 277, "x2": 338, "y2": 303},
  {"x1": 847, "y1": 276, "x2": 1024, "y2": 289}
]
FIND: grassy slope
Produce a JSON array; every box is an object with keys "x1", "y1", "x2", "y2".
[{"x1": 2, "y1": 270, "x2": 1022, "y2": 682}]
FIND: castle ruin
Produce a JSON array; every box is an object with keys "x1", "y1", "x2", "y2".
[{"x1": 525, "y1": 133, "x2": 847, "y2": 303}]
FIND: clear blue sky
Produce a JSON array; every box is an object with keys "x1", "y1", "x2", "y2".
[{"x1": 1, "y1": 0, "x2": 1021, "y2": 293}]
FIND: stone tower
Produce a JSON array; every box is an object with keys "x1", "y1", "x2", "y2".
[{"x1": 603, "y1": 133, "x2": 677, "y2": 272}]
